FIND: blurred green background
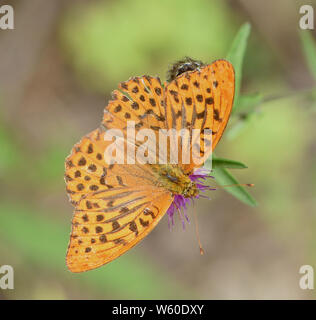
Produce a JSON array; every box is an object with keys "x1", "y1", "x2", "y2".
[{"x1": 0, "y1": 0, "x2": 316, "y2": 299}]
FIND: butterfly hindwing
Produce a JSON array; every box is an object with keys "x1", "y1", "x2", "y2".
[
  {"x1": 65, "y1": 128, "x2": 173, "y2": 272},
  {"x1": 67, "y1": 190, "x2": 172, "y2": 273}
]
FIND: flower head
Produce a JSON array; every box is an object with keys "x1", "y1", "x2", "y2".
[{"x1": 167, "y1": 168, "x2": 215, "y2": 229}]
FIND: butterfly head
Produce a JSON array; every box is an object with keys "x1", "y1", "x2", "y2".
[{"x1": 166, "y1": 56, "x2": 205, "y2": 82}]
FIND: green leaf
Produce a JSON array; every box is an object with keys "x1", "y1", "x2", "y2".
[
  {"x1": 226, "y1": 23, "x2": 251, "y2": 109},
  {"x1": 226, "y1": 118, "x2": 250, "y2": 140},
  {"x1": 226, "y1": 93, "x2": 263, "y2": 139},
  {"x1": 233, "y1": 92, "x2": 263, "y2": 114},
  {"x1": 300, "y1": 31, "x2": 316, "y2": 81},
  {"x1": 226, "y1": 110, "x2": 259, "y2": 140},
  {"x1": 212, "y1": 167, "x2": 257, "y2": 207},
  {"x1": 210, "y1": 157, "x2": 248, "y2": 169}
]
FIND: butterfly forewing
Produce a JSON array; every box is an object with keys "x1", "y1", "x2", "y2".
[
  {"x1": 164, "y1": 59, "x2": 235, "y2": 173},
  {"x1": 102, "y1": 76, "x2": 167, "y2": 165}
]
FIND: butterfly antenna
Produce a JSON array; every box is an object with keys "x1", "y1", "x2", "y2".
[{"x1": 193, "y1": 203, "x2": 204, "y2": 255}]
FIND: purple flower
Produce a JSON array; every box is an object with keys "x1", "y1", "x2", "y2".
[{"x1": 167, "y1": 168, "x2": 215, "y2": 229}]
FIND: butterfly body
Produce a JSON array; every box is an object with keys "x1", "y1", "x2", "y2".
[
  {"x1": 65, "y1": 58, "x2": 235, "y2": 272},
  {"x1": 152, "y1": 164, "x2": 198, "y2": 198}
]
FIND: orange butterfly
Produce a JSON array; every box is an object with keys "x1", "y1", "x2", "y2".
[{"x1": 64, "y1": 58, "x2": 235, "y2": 272}]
